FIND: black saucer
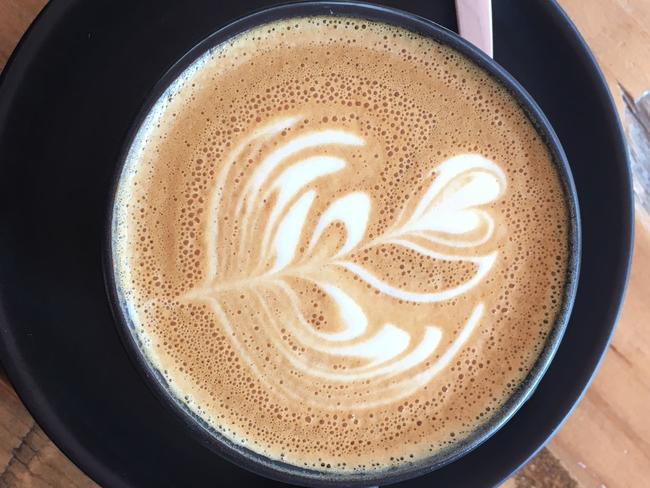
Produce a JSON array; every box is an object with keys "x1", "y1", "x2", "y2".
[{"x1": 0, "y1": 1, "x2": 632, "y2": 487}]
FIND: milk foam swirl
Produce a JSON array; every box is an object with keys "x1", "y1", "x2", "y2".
[
  {"x1": 113, "y1": 16, "x2": 572, "y2": 472},
  {"x1": 186, "y1": 116, "x2": 507, "y2": 408}
]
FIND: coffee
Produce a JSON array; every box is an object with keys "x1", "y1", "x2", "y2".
[{"x1": 113, "y1": 16, "x2": 570, "y2": 473}]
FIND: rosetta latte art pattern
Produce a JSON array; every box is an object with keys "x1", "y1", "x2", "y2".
[
  {"x1": 185, "y1": 116, "x2": 507, "y2": 409},
  {"x1": 114, "y1": 16, "x2": 571, "y2": 471}
]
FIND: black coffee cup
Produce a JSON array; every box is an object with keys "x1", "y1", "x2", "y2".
[{"x1": 105, "y1": 2, "x2": 581, "y2": 486}]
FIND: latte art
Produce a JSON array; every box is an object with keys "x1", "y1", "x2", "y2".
[
  {"x1": 113, "y1": 16, "x2": 570, "y2": 474},
  {"x1": 187, "y1": 116, "x2": 507, "y2": 407}
]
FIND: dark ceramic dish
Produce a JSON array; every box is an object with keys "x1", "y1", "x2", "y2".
[
  {"x1": 105, "y1": 2, "x2": 580, "y2": 487},
  {"x1": 0, "y1": 1, "x2": 632, "y2": 487}
]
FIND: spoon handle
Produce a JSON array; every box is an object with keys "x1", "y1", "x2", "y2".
[{"x1": 455, "y1": 0, "x2": 493, "y2": 58}]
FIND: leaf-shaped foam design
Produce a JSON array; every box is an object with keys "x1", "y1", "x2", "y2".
[
  {"x1": 261, "y1": 156, "x2": 346, "y2": 263},
  {"x1": 188, "y1": 116, "x2": 507, "y2": 408},
  {"x1": 335, "y1": 251, "x2": 497, "y2": 303},
  {"x1": 312, "y1": 283, "x2": 368, "y2": 342},
  {"x1": 270, "y1": 190, "x2": 316, "y2": 273},
  {"x1": 396, "y1": 154, "x2": 506, "y2": 248},
  {"x1": 309, "y1": 192, "x2": 371, "y2": 259}
]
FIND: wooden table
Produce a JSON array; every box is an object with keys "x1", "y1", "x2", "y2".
[{"x1": 1, "y1": 1, "x2": 648, "y2": 487}]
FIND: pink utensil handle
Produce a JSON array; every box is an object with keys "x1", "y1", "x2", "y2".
[{"x1": 455, "y1": 0, "x2": 493, "y2": 58}]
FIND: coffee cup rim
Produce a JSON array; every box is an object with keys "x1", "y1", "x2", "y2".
[{"x1": 103, "y1": 1, "x2": 581, "y2": 486}]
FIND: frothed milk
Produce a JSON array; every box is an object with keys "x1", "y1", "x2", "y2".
[{"x1": 113, "y1": 16, "x2": 570, "y2": 473}]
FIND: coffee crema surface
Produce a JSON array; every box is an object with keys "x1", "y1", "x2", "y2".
[{"x1": 113, "y1": 16, "x2": 570, "y2": 473}]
